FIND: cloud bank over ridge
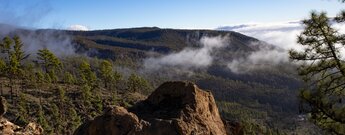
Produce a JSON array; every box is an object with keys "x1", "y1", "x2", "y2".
[
  {"x1": 219, "y1": 20, "x2": 345, "y2": 73},
  {"x1": 144, "y1": 36, "x2": 229, "y2": 71},
  {"x1": 68, "y1": 25, "x2": 89, "y2": 31},
  {"x1": 218, "y1": 21, "x2": 304, "y2": 73}
]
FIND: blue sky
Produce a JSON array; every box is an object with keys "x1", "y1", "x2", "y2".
[{"x1": 0, "y1": 0, "x2": 344, "y2": 30}]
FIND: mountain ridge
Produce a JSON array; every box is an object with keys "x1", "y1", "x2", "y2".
[{"x1": 0, "y1": 24, "x2": 309, "y2": 134}]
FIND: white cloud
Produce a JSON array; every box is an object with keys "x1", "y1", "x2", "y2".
[
  {"x1": 144, "y1": 36, "x2": 229, "y2": 70},
  {"x1": 67, "y1": 24, "x2": 89, "y2": 31},
  {"x1": 219, "y1": 20, "x2": 345, "y2": 73},
  {"x1": 218, "y1": 21, "x2": 304, "y2": 73},
  {"x1": 227, "y1": 42, "x2": 288, "y2": 73},
  {"x1": 218, "y1": 21, "x2": 303, "y2": 50}
]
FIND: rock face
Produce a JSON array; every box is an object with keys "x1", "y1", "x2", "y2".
[
  {"x1": 74, "y1": 81, "x2": 227, "y2": 135},
  {"x1": 74, "y1": 106, "x2": 144, "y2": 135}
]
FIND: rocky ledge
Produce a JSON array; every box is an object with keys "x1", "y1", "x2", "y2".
[{"x1": 74, "y1": 81, "x2": 228, "y2": 135}]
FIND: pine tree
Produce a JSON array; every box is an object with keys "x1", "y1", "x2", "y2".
[
  {"x1": 56, "y1": 86, "x2": 67, "y2": 126},
  {"x1": 99, "y1": 60, "x2": 113, "y2": 88},
  {"x1": 57, "y1": 87, "x2": 66, "y2": 103},
  {"x1": 111, "y1": 71, "x2": 122, "y2": 91},
  {"x1": 93, "y1": 90, "x2": 103, "y2": 114},
  {"x1": 0, "y1": 37, "x2": 26, "y2": 102},
  {"x1": 35, "y1": 70, "x2": 45, "y2": 104},
  {"x1": 22, "y1": 63, "x2": 35, "y2": 91},
  {"x1": 51, "y1": 103, "x2": 63, "y2": 134},
  {"x1": 81, "y1": 84, "x2": 92, "y2": 107},
  {"x1": 0, "y1": 37, "x2": 12, "y2": 61},
  {"x1": 63, "y1": 71, "x2": 76, "y2": 85},
  {"x1": 127, "y1": 73, "x2": 152, "y2": 93},
  {"x1": 37, "y1": 105, "x2": 52, "y2": 134},
  {"x1": 289, "y1": 11, "x2": 345, "y2": 134},
  {"x1": 12, "y1": 36, "x2": 29, "y2": 97},
  {"x1": 78, "y1": 60, "x2": 97, "y2": 88},
  {"x1": 0, "y1": 58, "x2": 6, "y2": 76},
  {"x1": 67, "y1": 107, "x2": 81, "y2": 133},
  {"x1": 36, "y1": 48, "x2": 61, "y2": 83},
  {"x1": 12, "y1": 36, "x2": 29, "y2": 65},
  {"x1": 17, "y1": 93, "x2": 28, "y2": 125},
  {"x1": 8, "y1": 53, "x2": 21, "y2": 101},
  {"x1": 0, "y1": 38, "x2": 6, "y2": 95},
  {"x1": 0, "y1": 59, "x2": 5, "y2": 96}
]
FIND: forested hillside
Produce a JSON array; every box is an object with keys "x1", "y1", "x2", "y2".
[{"x1": 0, "y1": 27, "x2": 318, "y2": 134}]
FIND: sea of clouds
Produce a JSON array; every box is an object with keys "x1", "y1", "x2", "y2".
[{"x1": 218, "y1": 20, "x2": 345, "y2": 73}]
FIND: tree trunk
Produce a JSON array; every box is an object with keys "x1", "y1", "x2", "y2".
[
  {"x1": 104, "y1": 81, "x2": 107, "y2": 89},
  {"x1": 0, "y1": 81, "x2": 3, "y2": 96},
  {"x1": 16, "y1": 80, "x2": 19, "y2": 98},
  {"x1": 10, "y1": 78, "x2": 13, "y2": 100},
  {"x1": 39, "y1": 95, "x2": 42, "y2": 106}
]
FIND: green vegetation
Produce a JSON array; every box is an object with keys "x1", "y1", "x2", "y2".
[
  {"x1": 1, "y1": 22, "x2": 340, "y2": 134},
  {"x1": 290, "y1": 11, "x2": 345, "y2": 134},
  {"x1": 127, "y1": 73, "x2": 152, "y2": 94},
  {"x1": 1, "y1": 34, "x2": 304, "y2": 134},
  {"x1": 0, "y1": 36, "x2": 152, "y2": 134}
]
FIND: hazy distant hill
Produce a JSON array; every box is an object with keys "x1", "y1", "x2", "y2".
[
  {"x1": 66, "y1": 27, "x2": 300, "y2": 87},
  {"x1": 66, "y1": 27, "x2": 264, "y2": 60},
  {"x1": 0, "y1": 25, "x2": 268, "y2": 59}
]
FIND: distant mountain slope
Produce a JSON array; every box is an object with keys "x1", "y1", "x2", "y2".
[
  {"x1": 0, "y1": 25, "x2": 300, "y2": 95},
  {"x1": 66, "y1": 27, "x2": 263, "y2": 59},
  {"x1": 0, "y1": 24, "x2": 269, "y2": 60}
]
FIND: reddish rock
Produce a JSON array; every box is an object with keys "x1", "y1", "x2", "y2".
[
  {"x1": 74, "y1": 106, "x2": 144, "y2": 135},
  {"x1": 74, "y1": 81, "x2": 227, "y2": 135},
  {"x1": 0, "y1": 116, "x2": 43, "y2": 135}
]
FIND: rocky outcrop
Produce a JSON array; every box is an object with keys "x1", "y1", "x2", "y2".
[
  {"x1": 0, "y1": 96, "x2": 43, "y2": 135},
  {"x1": 74, "y1": 81, "x2": 227, "y2": 135},
  {"x1": 74, "y1": 106, "x2": 145, "y2": 135},
  {"x1": 0, "y1": 118, "x2": 43, "y2": 135}
]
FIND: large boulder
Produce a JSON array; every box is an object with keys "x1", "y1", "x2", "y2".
[
  {"x1": 74, "y1": 81, "x2": 227, "y2": 135},
  {"x1": 74, "y1": 106, "x2": 145, "y2": 135}
]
